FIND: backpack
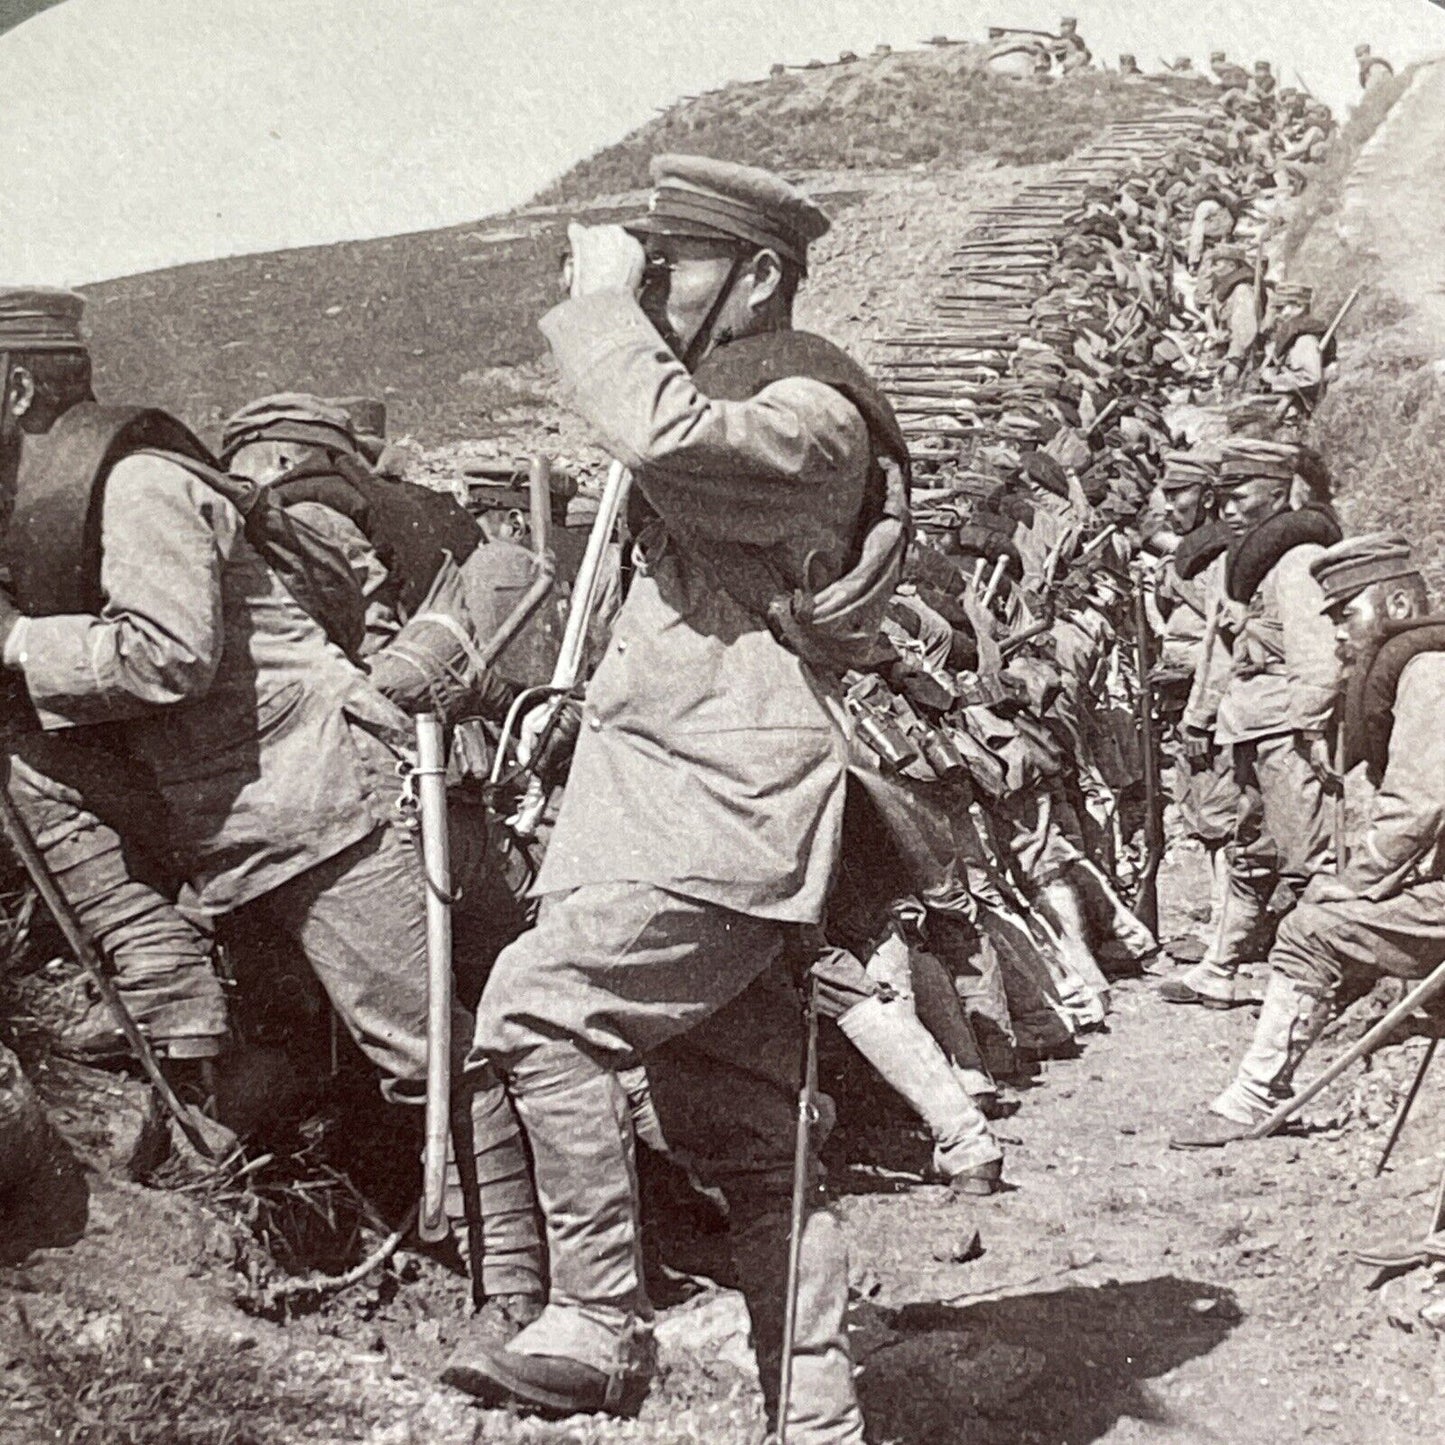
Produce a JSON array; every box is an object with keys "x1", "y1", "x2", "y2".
[{"x1": 5, "y1": 404, "x2": 364, "y2": 659}]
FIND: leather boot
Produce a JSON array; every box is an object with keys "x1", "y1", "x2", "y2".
[
  {"x1": 836, "y1": 994, "x2": 1001, "y2": 1178},
  {"x1": 1171, "y1": 856, "x2": 1268, "y2": 1005},
  {"x1": 982, "y1": 908, "x2": 1077, "y2": 1053},
  {"x1": 727, "y1": 1187, "x2": 866, "y2": 1445},
  {"x1": 440, "y1": 1049, "x2": 655, "y2": 1417},
  {"x1": 56, "y1": 998, "x2": 228, "y2": 1066},
  {"x1": 923, "y1": 910, "x2": 1017, "y2": 1080}
]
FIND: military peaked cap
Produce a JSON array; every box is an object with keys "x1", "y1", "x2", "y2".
[
  {"x1": 220, "y1": 392, "x2": 359, "y2": 463},
  {"x1": 1160, "y1": 448, "x2": 1220, "y2": 493},
  {"x1": 1273, "y1": 283, "x2": 1314, "y2": 307},
  {"x1": 1217, "y1": 437, "x2": 1299, "y2": 486},
  {"x1": 0, "y1": 286, "x2": 86, "y2": 351},
  {"x1": 630, "y1": 154, "x2": 830, "y2": 272},
  {"x1": 1310, "y1": 533, "x2": 1419, "y2": 608}
]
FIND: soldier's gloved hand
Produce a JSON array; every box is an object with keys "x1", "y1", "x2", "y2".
[
  {"x1": 565, "y1": 222, "x2": 646, "y2": 299},
  {"x1": 518, "y1": 696, "x2": 583, "y2": 786},
  {"x1": 1180, "y1": 727, "x2": 1213, "y2": 764},
  {"x1": 1297, "y1": 729, "x2": 1339, "y2": 793}
]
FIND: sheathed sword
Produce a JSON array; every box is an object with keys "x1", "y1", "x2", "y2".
[{"x1": 510, "y1": 459, "x2": 632, "y2": 839}]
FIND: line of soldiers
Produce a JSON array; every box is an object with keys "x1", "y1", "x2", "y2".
[{"x1": 0, "y1": 52, "x2": 1418, "y2": 1445}]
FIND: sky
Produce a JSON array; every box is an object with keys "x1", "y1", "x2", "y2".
[{"x1": 1, "y1": 0, "x2": 1442, "y2": 285}]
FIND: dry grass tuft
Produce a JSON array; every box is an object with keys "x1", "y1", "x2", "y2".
[
  {"x1": 3, "y1": 1305, "x2": 368, "y2": 1445},
  {"x1": 1312, "y1": 362, "x2": 1445, "y2": 595}
]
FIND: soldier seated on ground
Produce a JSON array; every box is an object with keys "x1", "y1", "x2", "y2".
[
  {"x1": 1172, "y1": 536, "x2": 1445, "y2": 1147},
  {"x1": 220, "y1": 392, "x2": 556, "y2": 735},
  {"x1": 1049, "y1": 15, "x2": 1091, "y2": 74},
  {"x1": 1257, "y1": 283, "x2": 1335, "y2": 406},
  {"x1": 1356, "y1": 43, "x2": 1394, "y2": 90}
]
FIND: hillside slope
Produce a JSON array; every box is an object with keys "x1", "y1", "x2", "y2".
[
  {"x1": 81, "y1": 60, "x2": 1204, "y2": 447},
  {"x1": 1282, "y1": 59, "x2": 1445, "y2": 593},
  {"x1": 543, "y1": 50, "x2": 1207, "y2": 200}
]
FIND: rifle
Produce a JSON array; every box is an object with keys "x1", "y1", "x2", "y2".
[
  {"x1": 778, "y1": 975, "x2": 820, "y2": 1445},
  {"x1": 1132, "y1": 582, "x2": 1165, "y2": 933},
  {"x1": 1249, "y1": 956, "x2": 1445, "y2": 1140},
  {"x1": 509, "y1": 460, "x2": 631, "y2": 838},
  {"x1": 0, "y1": 761, "x2": 232, "y2": 1163},
  {"x1": 1320, "y1": 284, "x2": 1362, "y2": 353},
  {"x1": 420, "y1": 456, "x2": 557, "y2": 1240}
]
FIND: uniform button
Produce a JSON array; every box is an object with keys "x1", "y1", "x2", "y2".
[
  {"x1": 588, "y1": 716, "x2": 603, "y2": 731},
  {"x1": 616, "y1": 638, "x2": 629, "y2": 653}
]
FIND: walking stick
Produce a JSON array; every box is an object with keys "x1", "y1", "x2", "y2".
[
  {"x1": 0, "y1": 763, "x2": 229, "y2": 1162},
  {"x1": 1132, "y1": 583, "x2": 1164, "y2": 935},
  {"x1": 1375, "y1": 1037, "x2": 1437, "y2": 1176},
  {"x1": 778, "y1": 976, "x2": 820, "y2": 1445},
  {"x1": 1249, "y1": 957, "x2": 1445, "y2": 1139},
  {"x1": 1332, "y1": 728, "x2": 1348, "y2": 872},
  {"x1": 415, "y1": 712, "x2": 454, "y2": 1243}
]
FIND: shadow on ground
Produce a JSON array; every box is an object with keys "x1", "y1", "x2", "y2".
[
  {"x1": 859, "y1": 1276, "x2": 1240, "y2": 1444},
  {"x1": 0, "y1": 1125, "x2": 89, "y2": 1267}
]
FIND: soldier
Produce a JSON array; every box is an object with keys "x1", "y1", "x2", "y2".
[
  {"x1": 1050, "y1": 16, "x2": 1091, "y2": 74},
  {"x1": 445, "y1": 156, "x2": 888, "y2": 1437},
  {"x1": 1173, "y1": 535, "x2": 1445, "y2": 1146},
  {"x1": 1210, "y1": 50, "x2": 1251, "y2": 91},
  {"x1": 1249, "y1": 60, "x2": 1277, "y2": 102},
  {"x1": 1258, "y1": 283, "x2": 1334, "y2": 405},
  {"x1": 1198, "y1": 246, "x2": 1259, "y2": 381},
  {"x1": 1155, "y1": 452, "x2": 1240, "y2": 960},
  {"x1": 1160, "y1": 439, "x2": 1339, "y2": 1009},
  {"x1": 0, "y1": 291, "x2": 228, "y2": 1067},
  {"x1": 1356, "y1": 43, "x2": 1394, "y2": 91},
  {"x1": 0, "y1": 289, "x2": 543, "y2": 1325}
]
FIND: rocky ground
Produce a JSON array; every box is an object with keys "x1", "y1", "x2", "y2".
[{"x1": 4, "y1": 837, "x2": 1444, "y2": 1445}]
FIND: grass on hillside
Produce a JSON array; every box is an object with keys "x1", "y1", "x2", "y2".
[
  {"x1": 84, "y1": 217, "x2": 587, "y2": 449},
  {"x1": 1280, "y1": 65, "x2": 1445, "y2": 596},
  {"x1": 82, "y1": 64, "x2": 1201, "y2": 445},
  {"x1": 1277, "y1": 65, "x2": 1415, "y2": 268},
  {"x1": 1311, "y1": 362, "x2": 1445, "y2": 595},
  {"x1": 543, "y1": 67, "x2": 1208, "y2": 202}
]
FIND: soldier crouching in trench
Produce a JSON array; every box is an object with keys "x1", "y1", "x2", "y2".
[
  {"x1": 0, "y1": 285, "x2": 544, "y2": 1323},
  {"x1": 440, "y1": 154, "x2": 907, "y2": 1441}
]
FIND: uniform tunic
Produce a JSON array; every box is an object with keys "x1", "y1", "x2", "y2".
[
  {"x1": 13, "y1": 452, "x2": 407, "y2": 915},
  {"x1": 1272, "y1": 654, "x2": 1445, "y2": 992},
  {"x1": 1215, "y1": 542, "x2": 1337, "y2": 747},
  {"x1": 531, "y1": 292, "x2": 869, "y2": 923}
]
